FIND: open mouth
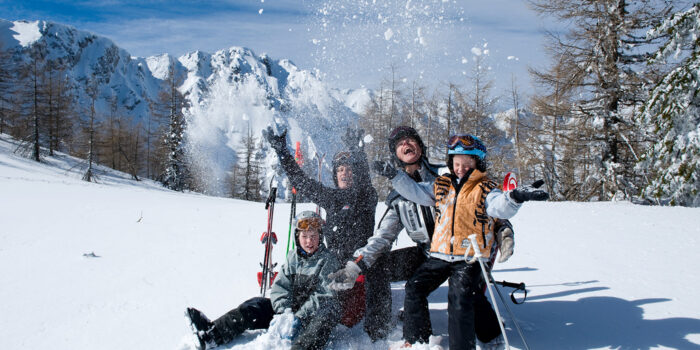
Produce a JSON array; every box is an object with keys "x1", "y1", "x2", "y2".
[{"x1": 403, "y1": 148, "x2": 415, "y2": 155}]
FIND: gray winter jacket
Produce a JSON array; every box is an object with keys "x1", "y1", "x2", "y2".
[
  {"x1": 270, "y1": 244, "x2": 341, "y2": 322},
  {"x1": 352, "y1": 159, "x2": 441, "y2": 268}
]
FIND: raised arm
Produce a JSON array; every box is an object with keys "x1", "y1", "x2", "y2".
[{"x1": 263, "y1": 127, "x2": 342, "y2": 209}]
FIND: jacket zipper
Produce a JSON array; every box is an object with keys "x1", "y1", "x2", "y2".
[{"x1": 450, "y1": 178, "x2": 462, "y2": 255}]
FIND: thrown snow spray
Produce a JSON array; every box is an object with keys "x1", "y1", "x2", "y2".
[{"x1": 306, "y1": 0, "x2": 471, "y2": 88}]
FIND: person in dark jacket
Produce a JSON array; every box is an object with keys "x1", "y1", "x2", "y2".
[
  {"x1": 186, "y1": 211, "x2": 341, "y2": 350},
  {"x1": 263, "y1": 126, "x2": 392, "y2": 341}
]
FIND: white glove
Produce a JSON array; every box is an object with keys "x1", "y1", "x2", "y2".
[
  {"x1": 327, "y1": 261, "x2": 361, "y2": 291},
  {"x1": 496, "y1": 227, "x2": 514, "y2": 263}
]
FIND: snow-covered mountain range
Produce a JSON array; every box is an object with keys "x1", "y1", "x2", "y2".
[{"x1": 0, "y1": 19, "x2": 371, "y2": 195}]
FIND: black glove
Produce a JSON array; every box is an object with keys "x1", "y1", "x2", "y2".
[
  {"x1": 372, "y1": 160, "x2": 398, "y2": 179},
  {"x1": 342, "y1": 128, "x2": 364, "y2": 150},
  {"x1": 262, "y1": 126, "x2": 287, "y2": 152},
  {"x1": 509, "y1": 179, "x2": 549, "y2": 203}
]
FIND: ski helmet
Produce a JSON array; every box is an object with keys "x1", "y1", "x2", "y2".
[
  {"x1": 387, "y1": 126, "x2": 426, "y2": 166},
  {"x1": 294, "y1": 210, "x2": 324, "y2": 250},
  {"x1": 332, "y1": 151, "x2": 352, "y2": 187},
  {"x1": 446, "y1": 134, "x2": 488, "y2": 173},
  {"x1": 294, "y1": 210, "x2": 324, "y2": 232},
  {"x1": 446, "y1": 134, "x2": 487, "y2": 158}
]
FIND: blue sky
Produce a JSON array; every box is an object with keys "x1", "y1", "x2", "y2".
[{"x1": 1, "y1": 0, "x2": 555, "y2": 102}]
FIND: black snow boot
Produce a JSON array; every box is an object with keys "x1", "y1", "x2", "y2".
[
  {"x1": 187, "y1": 308, "x2": 213, "y2": 332},
  {"x1": 186, "y1": 308, "x2": 218, "y2": 350}
]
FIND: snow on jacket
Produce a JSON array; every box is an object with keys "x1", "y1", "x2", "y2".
[
  {"x1": 270, "y1": 244, "x2": 341, "y2": 322},
  {"x1": 391, "y1": 168, "x2": 522, "y2": 262},
  {"x1": 275, "y1": 145, "x2": 377, "y2": 262},
  {"x1": 352, "y1": 158, "x2": 440, "y2": 268}
]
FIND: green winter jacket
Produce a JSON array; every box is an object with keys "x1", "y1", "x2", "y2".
[{"x1": 269, "y1": 244, "x2": 341, "y2": 322}]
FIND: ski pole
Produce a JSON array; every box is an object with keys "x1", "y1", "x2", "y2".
[
  {"x1": 315, "y1": 153, "x2": 325, "y2": 215},
  {"x1": 285, "y1": 189, "x2": 297, "y2": 256},
  {"x1": 285, "y1": 142, "x2": 303, "y2": 255},
  {"x1": 467, "y1": 235, "x2": 511, "y2": 350},
  {"x1": 487, "y1": 269, "x2": 531, "y2": 350}
]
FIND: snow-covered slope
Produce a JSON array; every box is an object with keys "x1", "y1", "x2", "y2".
[
  {"x1": 0, "y1": 19, "x2": 371, "y2": 196},
  {"x1": 1, "y1": 133, "x2": 699, "y2": 350}
]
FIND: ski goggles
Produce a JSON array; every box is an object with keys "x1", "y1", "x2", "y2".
[
  {"x1": 446, "y1": 134, "x2": 486, "y2": 157},
  {"x1": 295, "y1": 216, "x2": 324, "y2": 230}
]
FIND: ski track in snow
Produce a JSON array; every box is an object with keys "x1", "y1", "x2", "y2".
[{"x1": 1, "y1": 133, "x2": 700, "y2": 350}]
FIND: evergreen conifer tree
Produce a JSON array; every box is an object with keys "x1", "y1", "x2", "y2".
[{"x1": 637, "y1": 4, "x2": 700, "y2": 206}]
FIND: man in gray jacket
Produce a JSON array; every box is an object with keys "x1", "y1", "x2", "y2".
[
  {"x1": 328, "y1": 126, "x2": 514, "y2": 346},
  {"x1": 186, "y1": 211, "x2": 341, "y2": 350}
]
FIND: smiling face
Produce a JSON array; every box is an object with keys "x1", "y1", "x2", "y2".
[
  {"x1": 335, "y1": 165, "x2": 353, "y2": 189},
  {"x1": 298, "y1": 228, "x2": 321, "y2": 254},
  {"x1": 452, "y1": 154, "x2": 477, "y2": 179},
  {"x1": 395, "y1": 136, "x2": 423, "y2": 165}
]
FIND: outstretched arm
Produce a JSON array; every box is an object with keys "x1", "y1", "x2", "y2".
[{"x1": 353, "y1": 205, "x2": 403, "y2": 269}]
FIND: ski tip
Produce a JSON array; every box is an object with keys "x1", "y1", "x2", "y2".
[{"x1": 503, "y1": 172, "x2": 518, "y2": 191}]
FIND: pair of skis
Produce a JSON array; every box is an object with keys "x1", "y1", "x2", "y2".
[{"x1": 258, "y1": 178, "x2": 278, "y2": 297}]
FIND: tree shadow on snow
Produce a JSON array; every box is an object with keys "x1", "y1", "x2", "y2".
[
  {"x1": 504, "y1": 296, "x2": 700, "y2": 349},
  {"x1": 403, "y1": 284, "x2": 700, "y2": 350}
]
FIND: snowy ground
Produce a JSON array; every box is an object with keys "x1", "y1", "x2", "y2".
[{"x1": 1, "y1": 133, "x2": 699, "y2": 350}]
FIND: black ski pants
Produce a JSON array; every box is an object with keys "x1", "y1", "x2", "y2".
[
  {"x1": 361, "y1": 246, "x2": 426, "y2": 341},
  {"x1": 403, "y1": 257, "x2": 485, "y2": 350},
  {"x1": 211, "y1": 297, "x2": 338, "y2": 350}
]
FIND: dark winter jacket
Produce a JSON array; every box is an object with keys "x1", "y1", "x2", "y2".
[
  {"x1": 269, "y1": 244, "x2": 342, "y2": 322},
  {"x1": 274, "y1": 145, "x2": 378, "y2": 262}
]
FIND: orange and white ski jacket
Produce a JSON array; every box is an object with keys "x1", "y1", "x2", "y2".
[{"x1": 391, "y1": 169, "x2": 522, "y2": 262}]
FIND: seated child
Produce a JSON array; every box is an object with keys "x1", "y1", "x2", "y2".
[{"x1": 186, "y1": 211, "x2": 341, "y2": 350}]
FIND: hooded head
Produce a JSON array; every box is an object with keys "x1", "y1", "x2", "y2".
[
  {"x1": 294, "y1": 210, "x2": 324, "y2": 255},
  {"x1": 388, "y1": 126, "x2": 426, "y2": 167},
  {"x1": 446, "y1": 134, "x2": 487, "y2": 176},
  {"x1": 332, "y1": 151, "x2": 353, "y2": 189}
]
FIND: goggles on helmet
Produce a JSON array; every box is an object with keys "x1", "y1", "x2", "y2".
[
  {"x1": 446, "y1": 134, "x2": 487, "y2": 159},
  {"x1": 294, "y1": 211, "x2": 324, "y2": 230}
]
